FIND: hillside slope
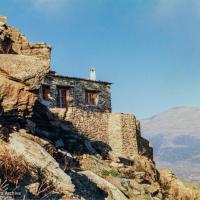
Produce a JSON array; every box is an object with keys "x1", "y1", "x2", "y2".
[{"x1": 141, "y1": 106, "x2": 200, "y2": 184}]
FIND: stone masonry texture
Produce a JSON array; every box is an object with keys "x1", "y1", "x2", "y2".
[
  {"x1": 41, "y1": 73, "x2": 112, "y2": 113},
  {"x1": 51, "y1": 107, "x2": 140, "y2": 159}
]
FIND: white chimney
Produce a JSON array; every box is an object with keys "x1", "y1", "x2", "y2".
[{"x1": 90, "y1": 68, "x2": 96, "y2": 81}]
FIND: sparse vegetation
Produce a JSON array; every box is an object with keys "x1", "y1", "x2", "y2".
[
  {"x1": 30, "y1": 169, "x2": 57, "y2": 199},
  {"x1": 161, "y1": 182, "x2": 171, "y2": 199},
  {"x1": 118, "y1": 168, "x2": 135, "y2": 179},
  {"x1": 101, "y1": 169, "x2": 129, "y2": 179},
  {"x1": 101, "y1": 170, "x2": 110, "y2": 177},
  {"x1": 143, "y1": 193, "x2": 151, "y2": 200},
  {"x1": 109, "y1": 170, "x2": 122, "y2": 177},
  {"x1": 0, "y1": 144, "x2": 58, "y2": 199},
  {"x1": 135, "y1": 161, "x2": 145, "y2": 173},
  {"x1": 0, "y1": 144, "x2": 28, "y2": 185}
]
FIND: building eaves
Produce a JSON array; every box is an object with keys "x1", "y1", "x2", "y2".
[{"x1": 48, "y1": 71, "x2": 112, "y2": 85}]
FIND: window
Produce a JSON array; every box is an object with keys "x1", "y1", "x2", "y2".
[
  {"x1": 85, "y1": 91, "x2": 98, "y2": 106},
  {"x1": 57, "y1": 87, "x2": 70, "y2": 108},
  {"x1": 42, "y1": 85, "x2": 50, "y2": 101}
]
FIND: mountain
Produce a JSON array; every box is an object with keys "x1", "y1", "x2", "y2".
[{"x1": 141, "y1": 106, "x2": 200, "y2": 184}]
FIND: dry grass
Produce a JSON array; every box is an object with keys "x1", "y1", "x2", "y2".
[
  {"x1": 0, "y1": 179, "x2": 9, "y2": 191},
  {"x1": 28, "y1": 168, "x2": 58, "y2": 199},
  {"x1": 0, "y1": 144, "x2": 58, "y2": 199},
  {"x1": 0, "y1": 144, "x2": 28, "y2": 185},
  {"x1": 36, "y1": 179, "x2": 56, "y2": 199}
]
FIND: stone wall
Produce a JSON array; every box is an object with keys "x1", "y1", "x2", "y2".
[
  {"x1": 65, "y1": 107, "x2": 109, "y2": 142},
  {"x1": 51, "y1": 107, "x2": 140, "y2": 159},
  {"x1": 42, "y1": 74, "x2": 112, "y2": 113}
]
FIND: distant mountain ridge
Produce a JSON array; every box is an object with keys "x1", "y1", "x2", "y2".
[
  {"x1": 142, "y1": 106, "x2": 200, "y2": 137},
  {"x1": 141, "y1": 106, "x2": 200, "y2": 184}
]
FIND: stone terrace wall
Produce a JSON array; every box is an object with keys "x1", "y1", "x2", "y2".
[
  {"x1": 65, "y1": 107, "x2": 109, "y2": 142},
  {"x1": 51, "y1": 107, "x2": 139, "y2": 158}
]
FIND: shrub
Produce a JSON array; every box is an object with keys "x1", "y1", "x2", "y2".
[
  {"x1": 101, "y1": 169, "x2": 127, "y2": 178},
  {"x1": 101, "y1": 170, "x2": 110, "y2": 177},
  {"x1": 31, "y1": 168, "x2": 57, "y2": 199},
  {"x1": 34, "y1": 179, "x2": 56, "y2": 199},
  {"x1": 110, "y1": 170, "x2": 122, "y2": 177},
  {"x1": 0, "y1": 145, "x2": 28, "y2": 185},
  {"x1": 0, "y1": 145, "x2": 59, "y2": 199},
  {"x1": 118, "y1": 168, "x2": 135, "y2": 179},
  {"x1": 144, "y1": 193, "x2": 151, "y2": 200}
]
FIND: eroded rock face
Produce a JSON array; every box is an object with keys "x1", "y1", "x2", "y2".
[
  {"x1": 79, "y1": 171, "x2": 128, "y2": 200},
  {"x1": 0, "y1": 17, "x2": 51, "y2": 120},
  {"x1": 0, "y1": 16, "x2": 7, "y2": 26},
  {"x1": 8, "y1": 131, "x2": 75, "y2": 195}
]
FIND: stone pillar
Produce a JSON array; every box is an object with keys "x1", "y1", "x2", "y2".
[
  {"x1": 121, "y1": 114, "x2": 139, "y2": 157},
  {"x1": 108, "y1": 113, "x2": 139, "y2": 159}
]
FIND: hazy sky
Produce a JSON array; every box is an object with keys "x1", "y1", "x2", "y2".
[{"x1": 1, "y1": 0, "x2": 200, "y2": 119}]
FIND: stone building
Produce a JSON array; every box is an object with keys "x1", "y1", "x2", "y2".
[
  {"x1": 40, "y1": 68, "x2": 112, "y2": 113},
  {"x1": 39, "y1": 69, "x2": 152, "y2": 159}
]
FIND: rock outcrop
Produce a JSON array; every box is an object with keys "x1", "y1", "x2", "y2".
[
  {"x1": 0, "y1": 17, "x2": 75, "y2": 199},
  {"x1": 8, "y1": 131, "x2": 75, "y2": 196},
  {"x1": 159, "y1": 169, "x2": 200, "y2": 200},
  {"x1": 0, "y1": 17, "x2": 50, "y2": 120},
  {"x1": 79, "y1": 171, "x2": 128, "y2": 200}
]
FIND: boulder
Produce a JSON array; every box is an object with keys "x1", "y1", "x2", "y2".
[
  {"x1": 0, "y1": 55, "x2": 49, "y2": 89},
  {"x1": 8, "y1": 132, "x2": 75, "y2": 195},
  {"x1": 79, "y1": 171, "x2": 128, "y2": 200},
  {"x1": 110, "y1": 162, "x2": 124, "y2": 168}
]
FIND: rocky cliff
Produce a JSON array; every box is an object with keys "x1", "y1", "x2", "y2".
[
  {"x1": 0, "y1": 16, "x2": 50, "y2": 122},
  {"x1": 0, "y1": 17, "x2": 199, "y2": 200}
]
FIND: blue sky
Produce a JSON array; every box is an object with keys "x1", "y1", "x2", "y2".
[{"x1": 1, "y1": 0, "x2": 200, "y2": 119}]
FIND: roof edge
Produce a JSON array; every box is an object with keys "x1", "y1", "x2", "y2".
[{"x1": 48, "y1": 71, "x2": 112, "y2": 85}]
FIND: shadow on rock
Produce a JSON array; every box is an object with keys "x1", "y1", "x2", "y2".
[
  {"x1": 69, "y1": 171, "x2": 108, "y2": 200},
  {"x1": 31, "y1": 101, "x2": 112, "y2": 158}
]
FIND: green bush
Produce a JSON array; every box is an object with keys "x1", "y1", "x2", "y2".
[
  {"x1": 101, "y1": 170, "x2": 110, "y2": 177},
  {"x1": 144, "y1": 193, "x2": 151, "y2": 200},
  {"x1": 101, "y1": 169, "x2": 128, "y2": 178}
]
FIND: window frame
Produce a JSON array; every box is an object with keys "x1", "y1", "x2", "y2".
[
  {"x1": 85, "y1": 90, "x2": 99, "y2": 106},
  {"x1": 56, "y1": 86, "x2": 70, "y2": 108}
]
